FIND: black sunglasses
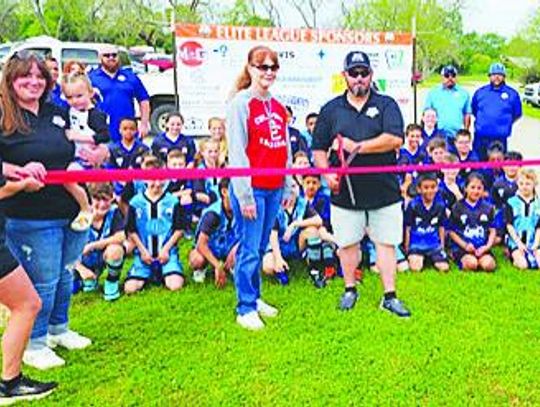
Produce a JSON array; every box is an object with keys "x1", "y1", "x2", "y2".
[
  {"x1": 443, "y1": 73, "x2": 456, "y2": 78},
  {"x1": 102, "y1": 53, "x2": 118, "y2": 59},
  {"x1": 347, "y1": 68, "x2": 371, "y2": 79},
  {"x1": 251, "y1": 64, "x2": 279, "y2": 72}
]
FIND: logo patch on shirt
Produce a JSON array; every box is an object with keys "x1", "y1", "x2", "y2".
[
  {"x1": 116, "y1": 157, "x2": 124, "y2": 167},
  {"x1": 460, "y1": 214, "x2": 468, "y2": 224},
  {"x1": 118, "y1": 75, "x2": 126, "y2": 82},
  {"x1": 501, "y1": 92, "x2": 509, "y2": 100},
  {"x1": 498, "y1": 188, "x2": 504, "y2": 197},
  {"x1": 365, "y1": 107, "x2": 379, "y2": 118},
  {"x1": 415, "y1": 217, "x2": 422, "y2": 225},
  {"x1": 52, "y1": 115, "x2": 66, "y2": 128},
  {"x1": 431, "y1": 217, "x2": 439, "y2": 225},
  {"x1": 480, "y1": 214, "x2": 488, "y2": 222}
]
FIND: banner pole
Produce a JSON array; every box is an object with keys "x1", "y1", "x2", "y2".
[{"x1": 171, "y1": 8, "x2": 180, "y2": 110}]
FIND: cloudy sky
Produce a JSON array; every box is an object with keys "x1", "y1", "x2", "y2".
[
  {"x1": 240, "y1": 0, "x2": 538, "y2": 38},
  {"x1": 461, "y1": 0, "x2": 537, "y2": 36}
]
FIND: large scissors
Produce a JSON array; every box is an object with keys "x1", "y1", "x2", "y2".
[{"x1": 335, "y1": 134, "x2": 363, "y2": 206}]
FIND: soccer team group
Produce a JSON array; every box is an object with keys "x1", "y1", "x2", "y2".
[{"x1": 47, "y1": 65, "x2": 537, "y2": 304}]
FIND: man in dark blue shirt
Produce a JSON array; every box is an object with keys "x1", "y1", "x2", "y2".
[
  {"x1": 471, "y1": 63, "x2": 522, "y2": 160},
  {"x1": 312, "y1": 50, "x2": 410, "y2": 318},
  {"x1": 89, "y1": 45, "x2": 150, "y2": 142}
]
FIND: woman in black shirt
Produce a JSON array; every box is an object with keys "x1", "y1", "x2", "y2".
[{"x1": 0, "y1": 53, "x2": 91, "y2": 371}]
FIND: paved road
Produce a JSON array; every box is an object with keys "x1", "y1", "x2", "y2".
[{"x1": 417, "y1": 84, "x2": 540, "y2": 159}]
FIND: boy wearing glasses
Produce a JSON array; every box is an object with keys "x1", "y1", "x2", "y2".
[
  {"x1": 89, "y1": 46, "x2": 150, "y2": 142},
  {"x1": 424, "y1": 65, "x2": 471, "y2": 143}
]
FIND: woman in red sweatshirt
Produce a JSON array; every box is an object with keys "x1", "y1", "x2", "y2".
[{"x1": 227, "y1": 45, "x2": 293, "y2": 331}]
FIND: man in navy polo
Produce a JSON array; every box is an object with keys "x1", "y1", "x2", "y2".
[
  {"x1": 89, "y1": 45, "x2": 150, "y2": 142},
  {"x1": 471, "y1": 63, "x2": 522, "y2": 160},
  {"x1": 312, "y1": 51, "x2": 411, "y2": 318},
  {"x1": 424, "y1": 65, "x2": 471, "y2": 144}
]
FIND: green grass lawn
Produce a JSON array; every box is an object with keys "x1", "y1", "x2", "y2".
[{"x1": 17, "y1": 245, "x2": 540, "y2": 406}]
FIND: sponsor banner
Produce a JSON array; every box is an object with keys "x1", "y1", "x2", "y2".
[{"x1": 175, "y1": 24, "x2": 413, "y2": 135}]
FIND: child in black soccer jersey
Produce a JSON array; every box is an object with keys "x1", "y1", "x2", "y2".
[{"x1": 449, "y1": 173, "x2": 497, "y2": 272}]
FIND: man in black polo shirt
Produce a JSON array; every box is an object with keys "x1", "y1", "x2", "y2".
[{"x1": 312, "y1": 51, "x2": 410, "y2": 317}]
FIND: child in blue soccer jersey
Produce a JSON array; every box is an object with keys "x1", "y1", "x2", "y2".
[
  {"x1": 74, "y1": 183, "x2": 126, "y2": 301},
  {"x1": 151, "y1": 112, "x2": 196, "y2": 165},
  {"x1": 454, "y1": 129, "x2": 479, "y2": 185},
  {"x1": 491, "y1": 151, "x2": 521, "y2": 242},
  {"x1": 189, "y1": 178, "x2": 239, "y2": 287},
  {"x1": 124, "y1": 155, "x2": 187, "y2": 294},
  {"x1": 404, "y1": 172, "x2": 449, "y2": 272},
  {"x1": 438, "y1": 153, "x2": 463, "y2": 214},
  {"x1": 192, "y1": 139, "x2": 221, "y2": 217},
  {"x1": 165, "y1": 149, "x2": 194, "y2": 229},
  {"x1": 481, "y1": 141, "x2": 505, "y2": 191},
  {"x1": 262, "y1": 185, "x2": 325, "y2": 288},
  {"x1": 505, "y1": 169, "x2": 540, "y2": 269},
  {"x1": 449, "y1": 173, "x2": 497, "y2": 272},
  {"x1": 302, "y1": 174, "x2": 340, "y2": 279},
  {"x1": 398, "y1": 124, "x2": 428, "y2": 201}
]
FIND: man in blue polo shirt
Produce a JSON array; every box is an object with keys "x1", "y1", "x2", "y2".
[
  {"x1": 471, "y1": 63, "x2": 522, "y2": 160},
  {"x1": 424, "y1": 65, "x2": 471, "y2": 143},
  {"x1": 89, "y1": 45, "x2": 150, "y2": 142}
]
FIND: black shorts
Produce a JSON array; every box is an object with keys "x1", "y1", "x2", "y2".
[
  {"x1": 408, "y1": 247, "x2": 448, "y2": 264},
  {"x1": 0, "y1": 244, "x2": 19, "y2": 279}
]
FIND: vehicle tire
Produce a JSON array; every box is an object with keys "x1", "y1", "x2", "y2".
[{"x1": 150, "y1": 103, "x2": 176, "y2": 135}]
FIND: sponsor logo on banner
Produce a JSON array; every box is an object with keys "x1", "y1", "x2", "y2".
[
  {"x1": 178, "y1": 41, "x2": 206, "y2": 66},
  {"x1": 385, "y1": 50, "x2": 405, "y2": 70}
]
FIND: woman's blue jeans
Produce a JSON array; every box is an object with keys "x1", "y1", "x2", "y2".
[
  {"x1": 230, "y1": 187, "x2": 283, "y2": 316},
  {"x1": 6, "y1": 218, "x2": 88, "y2": 350}
]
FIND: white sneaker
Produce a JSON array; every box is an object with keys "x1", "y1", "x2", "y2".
[
  {"x1": 256, "y1": 299, "x2": 278, "y2": 318},
  {"x1": 236, "y1": 311, "x2": 265, "y2": 331},
  {"x1": 47, "y1": 330, "x2": 91, "y2": 350},
  {"x1": 192, "y1": 269, "x2": 206, "y2": 283},
  {"x1": 23, "y1": 347, "x2": 65, "y2": 370}
]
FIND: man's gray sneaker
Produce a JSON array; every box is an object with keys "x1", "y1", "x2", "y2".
[
  {"x1": 339, "y1": 290, "x2": 358, "y2": 311},
  {"x1": 380, "y1": 297, "x2": 411, "y2": 318}
]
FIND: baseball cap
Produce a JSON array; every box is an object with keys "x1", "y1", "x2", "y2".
[
  {"x1": 343, "y1": 51, "x2": 371, "y2": 71},
  {"x1": 441, "y1": 65, "x2": 458, "y2": 76},
  {"x1": 488, "y1": 62, "x2": 506, "y2": 76}
]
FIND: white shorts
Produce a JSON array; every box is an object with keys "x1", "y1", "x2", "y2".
[{"x1": 331, "y1": 202, "x2": 403, "y2": 248}]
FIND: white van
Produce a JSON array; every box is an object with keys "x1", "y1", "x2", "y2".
[{"x1": 0, "y1": 35, "x2": 130, "y2": 76}]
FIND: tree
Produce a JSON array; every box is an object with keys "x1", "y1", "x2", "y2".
[
  {"x1": 342, "y1": 0, "x2": 465, "y2": 73},
  {"x1": 221, "y1": 0, "x2": 273, "y2": 27},
  {"x1": 289, "y1": 0, "x2": 327, "y2": 28}
]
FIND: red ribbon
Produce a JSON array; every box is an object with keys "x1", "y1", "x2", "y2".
[{"x1": 42, "y1": 159, "x2": 540, "y2": 185}]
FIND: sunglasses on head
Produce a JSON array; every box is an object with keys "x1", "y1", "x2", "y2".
[
  {"x1": 443, "y1": 72, "x2": 456, "y2": 78},
  {"x1": 102, "y1": 53, "x2": 118, "y2": 59},
  {"x1": 251, "y1": 64, "x2": 279, "y2": 73},
  {"x1": 347, "y1": 68, "x2": 371, "y2": 79},
  {"x1": 9, "y1": 50, "x2": 45, "y2": 63}
]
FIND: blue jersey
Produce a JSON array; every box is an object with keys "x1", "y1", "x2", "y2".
[
  {"x1": 273, "y1": 196, "x2": 317, "y2": 258},
  {"x1": 151, "y1": 132, "x2": 196, "y2": 163},
  {"x1": 449, "y1": 199, "x2": 495, "y2": 249},
  {"x1": 424, "y1": 84, "x2": 471, "y2": 139},
  {"x1": 126, "y1": 191, "x2": 185, "y2": 258},
  {"x1": 504, "y1": 195, "x2": 540, "y2": 250},
  {"x1": 490, "y1": 175, "x2": 517, "y2": 210},
  {"x1": 404, "y1": 196, "x2": 446, "y2": 252},
  {"x1": 457, "y1": 151, "x2": 479, "y2": 186},
  {"x1": 48, "y1": 83, "x2": 68, "y2": 109},
  {"x1": 397, "y1": 146, "x2": 427, "y2": 183},
  {"x1": 195, "y1": 201, "x2": 238, "y2": 257},
  {"x1": 307, "y1": 190, "x2": 331, "y2": 232},
  {"x1": 88, "y1": 206, "x2": 124, "y2": 244},
  {"x1": 107, "y1": 139, "x2": 149, "y2": 169},
  {"x1": 288, "y1": 126, "x2": 309, "y2": 156},
  {"x1": 437, "y1": 180, "x2": 460, "y2": 210},
  {"x1": 89, "y1": 67, "x2": 149, "y2": 142}
]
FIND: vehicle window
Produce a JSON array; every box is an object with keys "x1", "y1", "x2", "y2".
[
  {"x1": 61, "y1": 48, "x2": 99, "y2": 70},
  {"x1": 0, "y1": 45, "x2": 12, "y2": 60}
]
